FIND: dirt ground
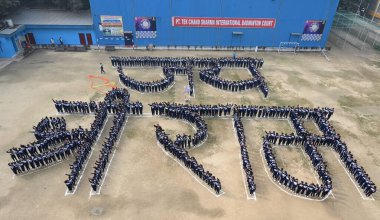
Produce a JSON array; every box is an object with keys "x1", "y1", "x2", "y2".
[{"x1": 0, "y1": 47, "x2": 379, "y2": 220}]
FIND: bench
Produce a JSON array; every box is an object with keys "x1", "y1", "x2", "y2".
[
  {"x1": 105, "y1": 45, "x2": 116, "y2": 51},
  {"x1": 66, "y1": 46, "x2": 76, "y2": 51},
  {"x1": 76, "y1": 46, "x2": 86, "y2": 52}
]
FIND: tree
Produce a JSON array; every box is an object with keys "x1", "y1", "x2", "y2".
[
  {"x1": 66, "y1": 0, "x2": 84, "y2": 11},
  {"x1": 339, "y1": 0, "x2": 372, "y2": 14},
  {"x1": 19, "y1": 0, "x2": 89, "y2": 11},
  {"x1": 0, "y1": 0, "x2": 20, "y2": 19}
]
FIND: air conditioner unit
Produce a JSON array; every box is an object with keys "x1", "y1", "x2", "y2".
[{"x1": 5, "y1": 19, "x2": 14, "y2": 28}]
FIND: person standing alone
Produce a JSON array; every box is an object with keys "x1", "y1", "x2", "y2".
[
  {"x1": 100, "y1": 63, "x2": 105, "y2": 74},
  {"x1": 50, "y1": 38, "x2": 55, "y2": 48}
]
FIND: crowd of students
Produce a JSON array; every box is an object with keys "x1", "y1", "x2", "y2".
[
  {"x1": 199, "y1": 64, "x2": 268, "y2": 97},
  {"x1": 119, "y1": 67, "x2": 175, "y2": 93},
  {"x1": 155, "y1": 124, "x2": 222, "y2": 194},
  {"x1": 110, "y1": 56, "x2": 264, "y2": 69},
  {"x1": 233, "y1": 114, "x2": 256, "y2": 195},
  {"x1": 150, "y1": 102, "x2": 208, "y2": 148},
  {"x1": 263, "y1": 134, "x2": 332, "y2": 198},
  {"x1": 111, "y1": 56, "x2": 268, "y2": 97}
]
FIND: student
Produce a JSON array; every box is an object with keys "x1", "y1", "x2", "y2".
[
  {"x1": 100, "y1": 63, "x2": 105, "y2": 74},
  {"x1": 50, "y1": 38, "x2": 55, "y2": 48}
]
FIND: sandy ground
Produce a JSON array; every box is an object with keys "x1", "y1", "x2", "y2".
[{"x1": 0, "y1": 47, "x2": 379, "y2": 220}]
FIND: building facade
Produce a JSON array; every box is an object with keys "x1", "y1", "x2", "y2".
[
  {"x1": 1, "y1": 0, "x2": 340, "y2": 58},
  {"x1": 90, "y1": 0, "x2": 340, "y2": 48}
]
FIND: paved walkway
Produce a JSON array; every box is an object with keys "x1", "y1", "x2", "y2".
[{"x1": 0, "y1": 59, "x2": 13, "y2": 71}]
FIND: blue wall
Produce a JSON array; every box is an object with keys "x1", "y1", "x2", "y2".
[
  {"x1": 90, "y1": 0, "x2": 339, "y2": 47},
  {"x1": 26, "y1": 25, "x2": 95, "y2": 45},
  {"x1": 0, "y1": 25, "x2": 96, "y2": 58},
  {"x1": 0, "y1": 26, "x2": 27, "y2": 58},
  {"x1": 0, "y1": 37, "x2": 18, "y2": 58}
]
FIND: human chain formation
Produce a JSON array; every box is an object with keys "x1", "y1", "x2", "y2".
[
  {"x1": 233, "y1": 114, "x2": 257, "y2": 196},
  {"x1": 148, "y1": 102, "x2": 375, "y2": 197},
  {"x1": 150, "y1": 102, "x2": 208, "y2": 148},
  {"x1": 6, "y1": 55, "x2": 376, "y2": 199},
  {"x1": 54, "y1": 98, "x2": 143, "y2": 116},
  {"x1": 155, "y1": 124, "x2": 222, "y2": 194},
  {"x1": 149, "y1": 102, "x2": 234, "y2": 116},
  {"x1": 7, "y1": 88, "x2": 144, "y2": 193},
  {"x1": 110, "y1": 56, "x2": 267, "y2": 97},
  {"x1": 119, "y1": 66, "x2": 175, "y2": 93},
  {"x1": 199, "y1": 63, "x2": 269, "y2": 97},
  {"x1": 88, "y1": 90, "x2": 129, "y2": 192},
  {"x1": 53, "y1": 100, "x2": 98, "y2": 114},
  {"x1": 110, "y1": 56, "x2": 264, "y2": 69},
  {"x1": 263, "y1": 134, "x2": 332, "y2": 198}
]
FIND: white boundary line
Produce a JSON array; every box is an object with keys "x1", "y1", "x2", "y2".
[
  {"x1": 328, "y1": 147, "x2": 375, "y2": 201},
  {"x1": 89, "y1": 116, "x2": 129, "y2": 197},
  {"x1": 231, "y1": 119, "x2": 256, "y2": 200},
  {"x1": 259, "y1": 148, "x2": 333, "y2": 202},
  {"x1": 56, "y1": 112, "x2": 95, "y2": 116},
  {"x1": 65, "y1": 116, "x2": 110, "y2": 196},
  {"x1": 156, "y1": 141, "x2": 225, "y2": 198}
]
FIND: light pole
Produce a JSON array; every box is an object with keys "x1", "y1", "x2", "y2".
[{"x1": 371, "y1": 0, "x2": 380, "y2": 22}]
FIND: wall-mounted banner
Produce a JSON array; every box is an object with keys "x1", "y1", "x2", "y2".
[
  {"x1": 172, "y1": 16, "x2": 276, "y2": 28},
  {"x1": 301, "y1": 20, "x2": 326, "y2": 41},
  {"x1": 135, "y1": 17, "x2": 157, "y2": 38},
  {"x1": 100, "y1": 15, "x2": 124, "y2": 36}
]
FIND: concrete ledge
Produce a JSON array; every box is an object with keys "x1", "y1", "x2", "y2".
[
  {"x1": 66, "y1": 46, "x2": 76, "y2": 51},
  {"x1": 105, "y1": 45, "x2": 116, "y2": 51},
  {"x1": 55, "y1": 47, "x2": 65, "y2": 52},
  {"x1": 76, "y1": 46, "x2": 87, "y2": 52}
]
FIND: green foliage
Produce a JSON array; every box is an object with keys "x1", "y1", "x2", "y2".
[
  {"x1": 0, "y1": 0, "x2": 20, "y2": 19},
  {"x1": 339, "y1": 0, "x2": 372, "y2": 13},
  {"x1": 20, "y1": 0, "x2": 89, "y2": 10}
]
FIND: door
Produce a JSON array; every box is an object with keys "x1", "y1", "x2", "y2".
[
  {"x1": 26, "y1": 33, "x2": 36, "y2": 45},
  {"x1": 79, "y1": 33, "x2": 86, "y2": 45},
  {"x1": 231, "y1": 34, "x2": 242, "y2": 48},
  {"x1": 124, "y1": 32, "x2": 134, "y2": 47},
  {"x1": 86, "y1": 33, "x2": 93, "y2": 45},
  {"x1": 11, "y1": 37, "x2": 18, "y2": 52}
]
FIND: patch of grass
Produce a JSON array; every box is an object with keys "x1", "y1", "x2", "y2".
[
  {"x1": 337, "y1": 95, "x2": 363, "y2": 108},
  {"x1": 165, "y1": 87, "x2": 176, "y2": 102},
  {"x1": 269, "y1": 96, "x2": 313, "y2": 107},
  {"x1": 287, "y1": 75, "x2": 310, "y2": 86},
  {"x1": 371, "y1": 61, "x2": 380, "y2": 69},
  {"x1": 330, "y1": 120, "x2": 359, "y2": 139},
  {"x1": 90, "y1": 92, "x2": 103, "y2": 102},
  {"x1": 206, "y1": 134, "x2": 218, "y2": 146},
  {"x1": 240, "y1": 96, "x2": 252, "y2": 105},
  {"x1": 355, "y1": 114, "x2": 378, "y2": 137}
]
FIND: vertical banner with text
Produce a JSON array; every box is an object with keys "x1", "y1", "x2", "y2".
[{"x1": 99, "y1": 15, "x2": 124, "y2": 37}]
